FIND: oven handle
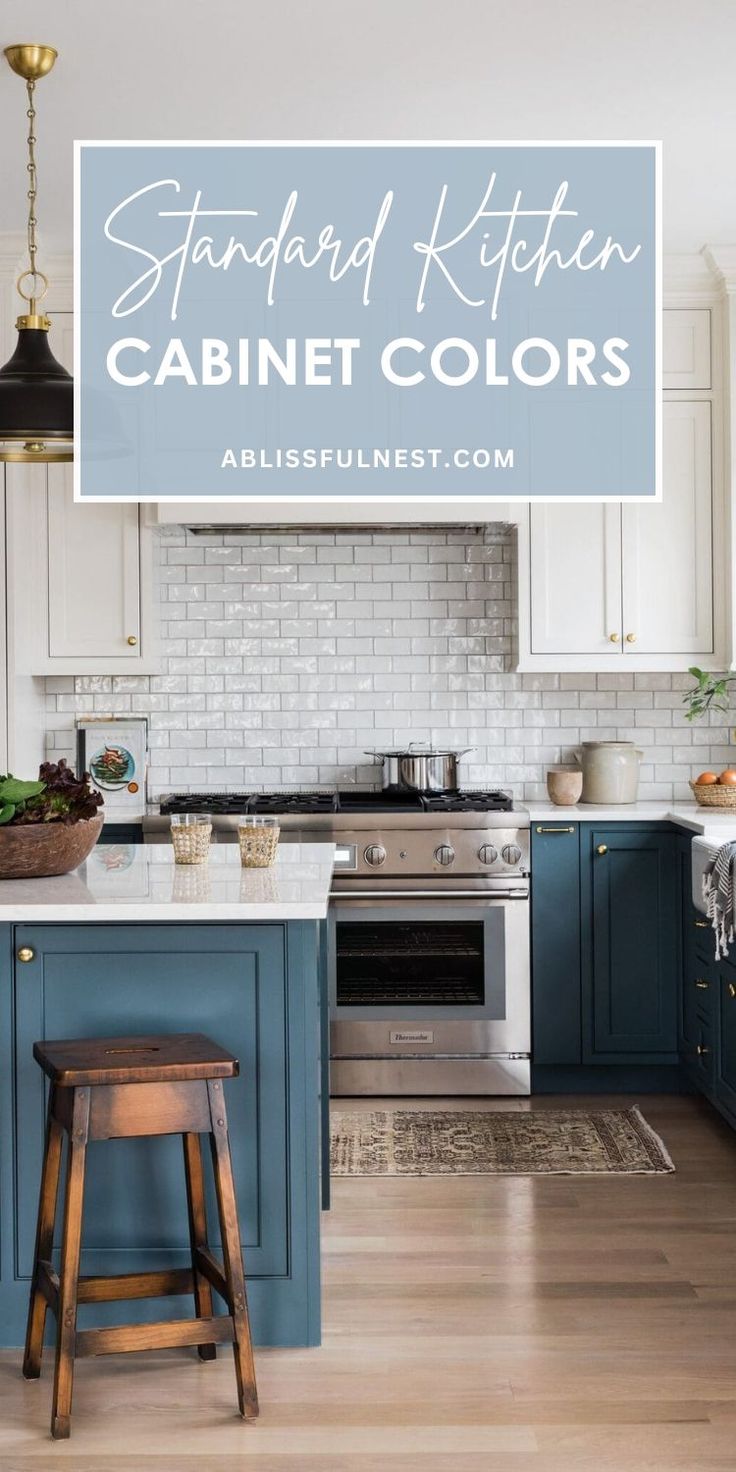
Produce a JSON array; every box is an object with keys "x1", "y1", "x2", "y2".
[{"x1": 329, "y1": 890, "x2": 528, "y2": 901}]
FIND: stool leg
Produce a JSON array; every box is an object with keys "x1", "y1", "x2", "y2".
[
  {"x1": 182, "y1": 1132, "x2": 216, "y2": 1361},
  {"x1": 51, "y1": 1087, "x2": 90, "y2": 1440},
  {"x1": 207, "y1": 1080, "x2": 258, "y2": 1420},
  {"x1": 23, "y1": 1089, "x2": 64, "y2": 1380}
]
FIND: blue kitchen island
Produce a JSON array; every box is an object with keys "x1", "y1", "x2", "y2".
[{"x1": 0, "y1": 842, "x2": 334, "y2": 1349}]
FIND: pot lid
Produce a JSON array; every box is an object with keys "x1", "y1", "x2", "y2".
[
  {"x1": 365, "y1": 745, "x2": 472, "y2": 759},
  {"x1": 581, "y1": 740, "x2": 638, "y2": 749}
]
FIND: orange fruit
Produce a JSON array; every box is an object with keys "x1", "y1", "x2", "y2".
[
  {"x1": 696, "y1": 772, "x2": 719, "y2": 784},
  {"x1": 719, "y1": 770, "x2": 736, "y2": 785}
]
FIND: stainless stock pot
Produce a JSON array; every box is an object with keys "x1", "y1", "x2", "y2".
[{"x1": 365, "y1": 744, "x2": 473, "y2": 794}]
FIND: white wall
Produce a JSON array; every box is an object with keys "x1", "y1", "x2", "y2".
[{"x1": 1, "y1": 0, "x2": 735, "y2": 252}]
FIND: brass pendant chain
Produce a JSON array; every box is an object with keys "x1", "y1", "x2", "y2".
[{"x1": 25, "y1": 78, "x2": 39, "y2": 310}]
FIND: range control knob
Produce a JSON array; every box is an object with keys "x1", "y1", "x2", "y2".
[
  {"x1": 501, "y1": 843, "x2": 522, "y2": 867},
  {"x1": 364, "y1": 844, "x2": 387, "y2": 867},
  {"x1": 478, "y1": 844, "x2": 498, "y2": 865},
  {"x1": 434, "y1": 844, "x2": 455, "y2": 867}
]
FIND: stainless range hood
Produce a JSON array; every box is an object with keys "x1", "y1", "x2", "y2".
[
  {"x1": 150, "y1": 502, "x2": 518, "y2": 530},
  {"x1": 185, "y1": 521, "x2": 512, "y2": 536}
]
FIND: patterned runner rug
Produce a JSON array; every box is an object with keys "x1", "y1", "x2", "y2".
[{"x1": 330, "y1": 1106, "x2": 674, "y2": 1176}]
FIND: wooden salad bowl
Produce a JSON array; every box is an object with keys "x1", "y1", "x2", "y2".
[{"x1": 0, "y1": 814, "x2": 104, "y2": 879}]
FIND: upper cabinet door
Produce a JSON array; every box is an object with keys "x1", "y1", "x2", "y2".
[
  {"x1": 621, "y1": 401, "x2": 713, "y2": 656},
  {"x1": 529, "y1": 504, "x2": 622, "y2": 655},
  {"x1": 663, "y1": 309, "x2": 711, "y2": 390},
  {"x1": 47, "y1": 465, "x2": 142, "y2": 659}
]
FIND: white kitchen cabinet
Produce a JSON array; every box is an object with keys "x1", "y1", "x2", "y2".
[
  {"x1": 47, "y1": 465, "x2": 145, "y2": 661},
  {"x1": 621, "y1": 402, "x2": 713, "y2": 656},
  {"x1": 516, "y1": 298, "x2": 724, "y2": 672},
  {"x1": 518, "y1": 403, "x2": 717, "y2": 669},
  {"x1": 7, "y1": 464, "x2": 158, "y2": 675},
  {"x1": 5, "y1": 303, "x2": 158, "y2": 675},
  {"x1": 528, "y1": 504, "x2": 622, "y2": 657},
  {"x1": 663, "y1": 309, "x2": 711, "y2": 390}
]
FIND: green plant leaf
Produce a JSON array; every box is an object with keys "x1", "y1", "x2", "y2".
[
  {"x1": 0, "y1": 804, "x2": 16, "y2": 825},
  {"x1": 0, "y1": 778, "x2": 45, "y2": 804}
]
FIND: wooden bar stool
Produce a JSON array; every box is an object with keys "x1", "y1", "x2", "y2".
[{"x1": 23, "y1": 1032, "x2": 258, "y2": 1439}]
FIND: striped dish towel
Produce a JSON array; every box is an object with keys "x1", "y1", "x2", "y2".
[{"x1": 703, "y1": 841, "x2": 736, "y2": 959}]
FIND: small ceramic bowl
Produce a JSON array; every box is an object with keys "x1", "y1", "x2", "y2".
[{"x1": 546, "y1": 767, "x2": 583, "y2": 807}]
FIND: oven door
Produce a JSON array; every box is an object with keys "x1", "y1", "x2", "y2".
[{"x1": 328, "y1": 894, "x2": 530, "y2": 1064}]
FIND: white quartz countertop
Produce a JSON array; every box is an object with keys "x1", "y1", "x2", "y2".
[
  {"x1": 0, "y1": 843, "x2": 335, "y2": 922},
  {"x1": 524, "y1": 800, "x2": 736, "y2": 837}
]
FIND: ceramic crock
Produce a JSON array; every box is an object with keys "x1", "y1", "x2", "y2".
[{"x1": 574, "y1": 741, "x2": 643, "y2": 805}]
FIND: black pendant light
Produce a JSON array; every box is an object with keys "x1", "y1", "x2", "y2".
[{"x1": 0, "y1": 44, "x2": 72, "y2": 463}]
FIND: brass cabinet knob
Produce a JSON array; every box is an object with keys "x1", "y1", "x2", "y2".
[
  {"x1": 697, "y1": 1044, "x2": 710, "y2": 1057},
  {"x1": 625, "y1": 633, "x2": 637, "y2": 644},
  {"x1": 609, "y1": 632, "x2": 620, "y2": 643},
  {"x1": 127, "y1": 635, "x2": 138, "y2": 647},
  {"x1": 729, "y1": 983, "x2": 736, "y2": 1000},
  {"x1": 695, "y1": 978, "x2": 710, "y2": 990},
  {"x1": 17, "y1": 946, "x2": 35, "y2": 963},
  {"x1": 694, "y1": 919, "x2": 708, "y2": 929},
  {"x1": 596, "y1": 843, "x2": 608, "y2": 855}
]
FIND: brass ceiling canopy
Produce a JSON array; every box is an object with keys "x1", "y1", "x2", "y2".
[{"x1": 0, "y1": 43, "x2": 72, "y2": 464}]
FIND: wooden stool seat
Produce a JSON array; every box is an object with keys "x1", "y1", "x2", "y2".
[
  {"x1": 33, "y1": 1031, "x2": 237, "y2": 1086},
  {"x1": 23, "y1": 1031, "x2": 258, "y2": 1440}
]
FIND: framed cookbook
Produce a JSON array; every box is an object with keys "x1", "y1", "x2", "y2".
[{"x1": 76, "y1": 718, "x2": 149, "y2": 819}]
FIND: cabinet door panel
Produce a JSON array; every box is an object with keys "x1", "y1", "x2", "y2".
[
  {"x1": 47, "y1": 465, "x2": 141, "y2": 658},
  {"x1": 529, "y1": 505, "x2": 622, "y2": 655},
  {"x1": 531, "y1": 824, "x2": 581, "y2": 1064},
  {"x1": 14, "y1": 925, "x2": 288, "y2": 1280},
  {"x1": 716, "y1": 964, "x2": 736, "y2": 1119},
  {"x1": 622, "y1": 402, "x2": 713, "y2": 655},
  {"x1": 663, "y1": 309, "x2": 711, "y2": 390},
  {"x1": 587, "y1": 829, "x2": 678, "y2": 1060}
]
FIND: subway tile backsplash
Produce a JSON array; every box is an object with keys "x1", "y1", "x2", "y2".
[{"x1": 43, "y1": 526, "x2": 733, "y2": 802}]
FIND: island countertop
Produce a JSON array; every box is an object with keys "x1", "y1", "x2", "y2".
[{"x1": 0, "y1": 842, "x2": 335, "y2": 922}]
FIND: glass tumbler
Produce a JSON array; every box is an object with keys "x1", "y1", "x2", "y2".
[
  {"x1": 170, "y1": 812, "x2": 212, "y2": 865},
  {"x1": 237, "y1": 816, "x2": 280, "y2": 868}
]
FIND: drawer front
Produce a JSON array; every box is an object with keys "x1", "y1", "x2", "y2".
[
  {"x1": 691, "y1": 1017, "x2": 716, "y2": 1093},
  {"x1": 688, "y1": 961, "x2": 716, "y2": 1024},
  {"x1": 690, "y1": 911, "x2": 714, "y2": 964}
]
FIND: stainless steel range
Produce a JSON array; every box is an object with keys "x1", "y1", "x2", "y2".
[{"x1": 144, "y1": 789, "x2": 531, "y2": 1096}]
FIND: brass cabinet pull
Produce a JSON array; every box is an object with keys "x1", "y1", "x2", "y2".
[
  {"x1": 695, "y1": 978, "x2": 710, "y2": 990},
  {"x1": 697, "y1": 1044, "x2": 710, "y2": 1057},
  {"x1": 17, "y1": 946, "x2": 35, "y2": 962},
  {"x1": 609, "y1": 632, "x2": 620, "y2": 643},
  {"x1": 535, "y1": 826, "x2": 575, "y2": 835},
  {"x1": 625, "y1": 633, "x2": 637, "y2": 644},
  {"x1": 729, "y1": 983, "x2": 736, "y2": 1000},
  {"x1": 127, "y1": 635, "x2": 138, "y2": 647},
  {"x1": 694, "y1": 919, "x2": 708, "y2": 929},
  {"x1": 596, "y1": 844, "x2": 608, "y2": 855}
]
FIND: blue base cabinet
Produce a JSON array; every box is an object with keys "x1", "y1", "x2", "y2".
[
  {"x1": 582, "y1": 826, "x2": 678, "y2": 1064},
  {"x1": 0, "y1": 921, "x2": 322, "y2": 1349},
  {"x1": 680, "y1": 852, "x2": 736, "y2": 1131},
  {"x1": 532, "y1": 822, "x2": 680, "y2": 1086}
]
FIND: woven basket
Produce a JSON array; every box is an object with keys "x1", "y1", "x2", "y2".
[{"x1": 689, "y1": 780, "x2": 736, "y2": 808}]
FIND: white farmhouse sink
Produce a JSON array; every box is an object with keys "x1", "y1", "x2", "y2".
[{"x1": 692, "y1": 835, "x2": 735, "y2": 913}]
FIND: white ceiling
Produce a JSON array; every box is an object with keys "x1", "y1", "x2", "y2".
[{"x1": 0, "y1": 0, "x2": 732, "y2": 254}]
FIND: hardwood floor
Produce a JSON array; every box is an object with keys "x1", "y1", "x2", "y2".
[{"x1": 2, "y1": 1094, "x2": 736, "y2": 1470}]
